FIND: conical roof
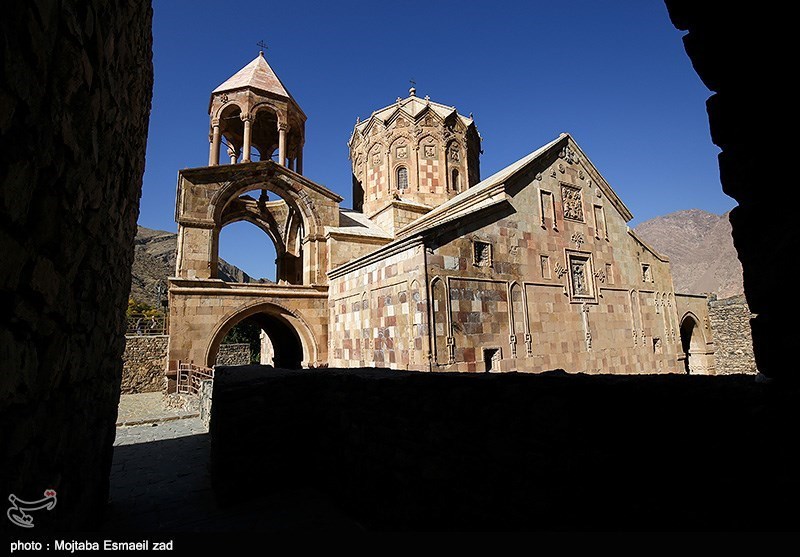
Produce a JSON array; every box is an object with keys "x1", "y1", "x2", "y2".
[{"x1": 212, "y1": 51, "x2": 294, "y2": 100}]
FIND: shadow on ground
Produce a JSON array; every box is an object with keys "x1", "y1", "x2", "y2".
[{"x1": 105, "y1": 423, "x2": 362, "y2": 532}]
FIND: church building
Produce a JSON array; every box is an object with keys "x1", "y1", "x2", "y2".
[{"x1": 165, "y1": 52, "x2": 715, "y2": 387}]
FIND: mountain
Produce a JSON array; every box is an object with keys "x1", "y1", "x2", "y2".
[
  {"x1": 130, "y1": 226, "x2": 259, "y2": 307},
  {"x1": 634, "y1": 209, "x2": 744, "y2": 298}
]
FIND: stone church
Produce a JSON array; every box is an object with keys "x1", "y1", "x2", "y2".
[{"x1": 166, "y1": 52, "x2": 715, "y2": 388}]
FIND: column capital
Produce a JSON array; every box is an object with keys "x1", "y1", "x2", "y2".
[
  {"x1": 240, "y1": 113, "x2": 253, "y2": 123},
  {"x1": 211, "y1": 118, "x2": 220, "y2": 127},
  {"x1": 278, "y1": 123, "x2": 289, "y2": 132}
]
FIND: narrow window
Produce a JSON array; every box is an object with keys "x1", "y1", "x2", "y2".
[
  {"x1": 642, "y1": 263, "x2": 653, "y2": 283},
  {"x1": 396, "y1": 166, "x2": 408, "y2": 190},
  {"x1": 451, "y1": 168, "x2": 460, "y2": 192}
]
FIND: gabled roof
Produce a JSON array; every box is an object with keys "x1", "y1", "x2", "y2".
[
  {"x1": 353, "y1": 89, "x2": 474, "y2": 138},
  {"x1": 212, "y1": 52, "x2": 295, "y2": 101}
]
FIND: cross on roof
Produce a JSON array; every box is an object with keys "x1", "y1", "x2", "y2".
[
  {"x1": 257, "y1": 40, "x2": 268, "y2": 53},
  {"x1": 409, "y1": 78, "x2": 416, "y2": 88}
]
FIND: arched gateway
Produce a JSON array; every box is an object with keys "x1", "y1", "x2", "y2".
[
  {"x1": 679, "y1": 312, "x2": 715, "y2": 375},
  {"x1": 205, "y1": 301, "x2": 317, "y2": 370}
]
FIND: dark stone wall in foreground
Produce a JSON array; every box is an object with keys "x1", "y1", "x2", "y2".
[
  {"x1": 0, "y1": 1, "x2": 152, "y2": 530},
  {"x1": 664, "y1": 2, "x2": 788, "y2": 380},
  {"x1": 211, "y1": 367, "x2": 799, "y2": 530}
]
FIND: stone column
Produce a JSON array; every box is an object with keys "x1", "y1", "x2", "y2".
[
  {"x1": 227, "y1": 145, "x2": 239, "y2": 165},
  {"x1": 296, "y1": 149, "x2": 303, "y2": 175},
  {"x1": 278, "y1": 123, "x2": 287, "y2": 167},
  {"x1": 241, "y1": 115, "x2": 252, "y2": 163},
  {"x1": 208, "y1": 120, "x2": 221, "y2": 166}
]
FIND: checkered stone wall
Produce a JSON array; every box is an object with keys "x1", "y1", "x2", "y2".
[{"x1": 329, "y1": 244, "x2": 429, "y2": 370}]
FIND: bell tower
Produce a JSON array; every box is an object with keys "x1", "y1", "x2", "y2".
[
  {"x1": 348, "y1": 87, "x2": 481, "y2": 235},
  {"x1": 207, "y1": 50, "x2": 306, "y2": 171}
]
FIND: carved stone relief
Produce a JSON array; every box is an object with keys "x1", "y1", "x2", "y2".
[
  {"x1": 561, "y1": 185, "x2": 584, "y2": 221},
  {"x1": 570, "y1": 258, "x2": 589, "y2": 296},
  {"x1": 594, "y1": 269, "x2": 606, "y2": 283},
  {"x1": 449, "y1": 144, "x2": 460, "y2": 162},
  {"x1": 396, "y1": 145, "x2": 408, "y2": 159},
  {"x1": 560, "y1": 145, "x2": 578, "y2": 164},
  {"x1": 424, "y1": 144, "x2": 436, "y2": 159}
]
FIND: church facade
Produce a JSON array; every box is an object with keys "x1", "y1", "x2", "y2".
[{"x1": 166, "y1": 53, "x2": 715, "y2": 386}]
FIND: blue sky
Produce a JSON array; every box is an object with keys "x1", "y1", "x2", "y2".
[{"x1": 140, "y1": 0, "x2": 731, "y2": 280}]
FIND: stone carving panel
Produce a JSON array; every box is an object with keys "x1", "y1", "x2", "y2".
[
  {"x1": 571, "y1": 258, "x2": 589, "y2": 296},
  {"x1": 567, "y1": 252, "x2": 594, "y2": 300},
  {"x1": 396, "y1": 145, "x2": 408, "y2": 159},
  {"x1": 560, "y1": 145, "x2": 578, "y2": 164},
  {"x1": 561, "y1": 185, "x2": 584, "y2": 221},
  {"x1": 424, "y1": 144, "x2": 436, "y2": 159},
  {"x1": 449, "y1": 143, "x2": 460, "y2": 162}
]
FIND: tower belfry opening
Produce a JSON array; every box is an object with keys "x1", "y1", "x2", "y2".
[{"x1": 208, "y1": 51, "x2": 306, "y2": 170}]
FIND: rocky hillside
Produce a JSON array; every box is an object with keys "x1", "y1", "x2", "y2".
[
  {"x1": 634, "y1": 209, "x2": 743, "y2": 298},
  {"x1": 130, "y1": 226, "x2": 255, "y2": 307}
]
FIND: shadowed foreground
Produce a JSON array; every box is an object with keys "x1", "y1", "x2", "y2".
[{"x1": 210, "y1": 367, "x2": 799, "y2": 531}]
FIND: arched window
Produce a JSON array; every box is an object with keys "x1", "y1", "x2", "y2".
[
  {"x1": 451, "y1": 168, "x2": 460, "y2": 192},
  {"x1": 396, "y1": 166, "x2": 408, "y2": 190}
]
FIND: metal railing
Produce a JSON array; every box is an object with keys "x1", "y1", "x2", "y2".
[
  {"x1": 176, "y1": 362, "x2": 214, "y2": 395},
  {"x1": 126, "y1": 314, "x2": 166, "y2": 336}
]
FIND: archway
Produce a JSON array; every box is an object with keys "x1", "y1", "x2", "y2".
[
  {"x1": 214, "y1": 178, "x2": 310, "y2": 285},
  {"x1": 208, "y1": 170, "x2": 327, "y2": 285},
  {"x1": 680, "y1": 313, "x2": 705, "y2": 374},
  {"x1": 206, "y1": 302, "x2": 315, "y2": 369},
  {"x1": 217, "y1": 220, "x2": 279, "y2": 283}
]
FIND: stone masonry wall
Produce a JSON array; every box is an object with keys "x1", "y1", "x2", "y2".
[
  {"x1": 0, "y1": 2, "x2": 153, "y2": 531},
  {"x1": 122, "y1": 335, "x2": 168, "y2": 394},
  {"x1": 708, "y1": 294, "x2": 757, "y2": 374},
  {"x1": 215, "y1": 343, "x2": 251, "y2": 366}
]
